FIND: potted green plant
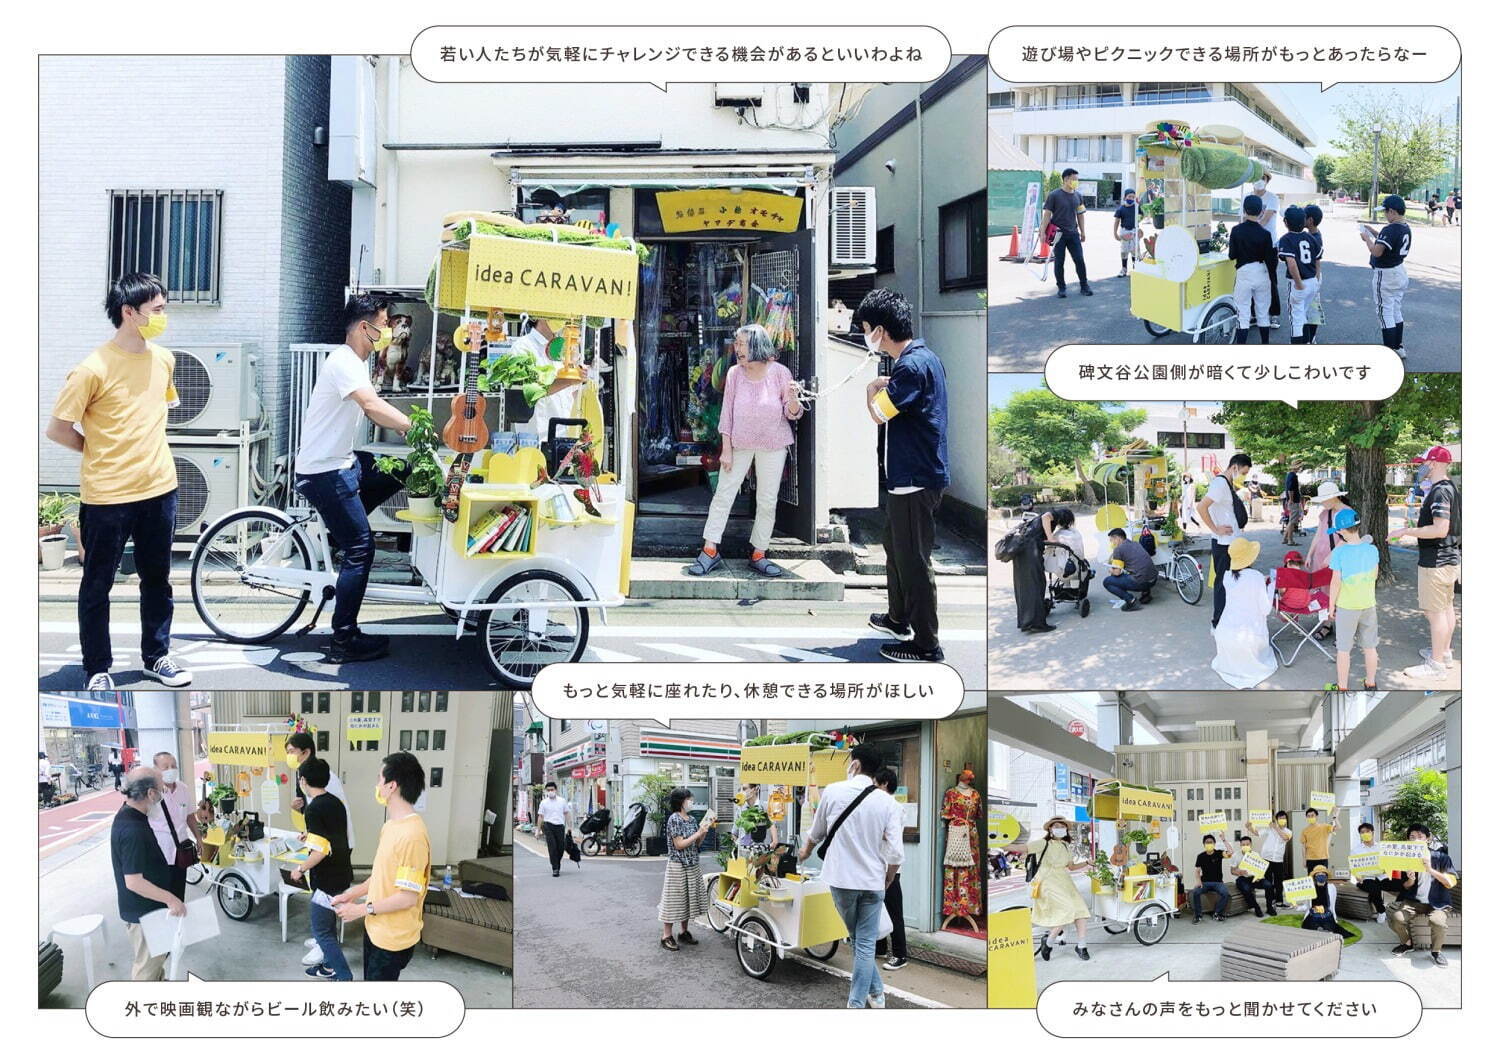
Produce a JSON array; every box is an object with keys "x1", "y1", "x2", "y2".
[
  {"x1": 735, "y1": 804, "x2": 771, "y2": 843},
  {"x1": 479, "y1": 350, "x2": 559, "y2": 424},
  {"x1": 376, "y1": 406, "x2": 446, "y2": 519},
  {"x1": 1085, "y1": 850, "x2": 1118, "y2": 894},
  {"x1": 208, "y1": 783, "x2": 238, "y2": 815},
  {"x1": 636, "y1": 771, "x2": 676, "y2": 856},
  {"x1": 38, "y1": 493, "x2": 79, "y2": 565}
]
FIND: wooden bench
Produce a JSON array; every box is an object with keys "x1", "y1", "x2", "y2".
[
  {"x1": 1335, "y1": 880, "x2": 1461, "y2": 946},
  {"x1": 1220, "y1": 922, "x2": 1342, "y2": 981}
]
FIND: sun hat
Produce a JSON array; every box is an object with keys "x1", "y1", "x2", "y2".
[
  {"x1": 1227, "y1": 537, "x2": 1261, "y2": 571},
  {"x1": 1041, "y1": 815, "x2": 1072, "y2": 836},
  {"x1": 1413, "y1": 445, "x2": 1452, "y2": 464},
  {"x1": 1309, "y1": 481, "x2": 1346, "y2": 505},
  {"x1": 1331, "y1": 508, "x2": 1360, "y2": 532}
]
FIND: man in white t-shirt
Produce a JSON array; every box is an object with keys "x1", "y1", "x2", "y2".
[
  {"x1": 506, "y1": 321, "x2": 584, "y2": 450},
  {"x1": 1196, "y1": 452, "x2": 1252, "y2": 628},
  {"x1": 1252, "y1": 171, "x2": 1282, "y2": 326},
  {"x1": 536, "y1": 782, "x2": 573, "y2": 877},
  {"x1": 799, "y1": 744, "x2": 903, "y2": 1009},
  {"x1": 294, "y1": 295, "x2": 413, "y2": 663}
]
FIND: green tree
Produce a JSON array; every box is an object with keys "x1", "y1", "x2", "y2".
[
  {"x1": 991, "y1": 390, "x2": 1146, "y2": 506},
  {"x1": 1328, "y1": 91, "x2": 1458, "y2": 200},
  {"x1": 1216, "y1": 374, "x2": 1460, "y2": 582},
  {"x1": 1043, "y1": 170, "x2": 1062, "y2": 195},
  {"x1": 635, "y1": 771, "x2": 677, "y2": 834},
  {"x1": 1382, "y1": 767, "x2": 1448, "y2": 842},
  {"x1": 1312, "y1": 154, "x2": 1337, "y2": 194}
]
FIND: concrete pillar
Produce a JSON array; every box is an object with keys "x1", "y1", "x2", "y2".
[
  {"x1": 1098, "y1": 693, "x2": 1133, "y2": 749},
  {"x1": 1446, "y1": 699, "x2": 1461, "y2": 865},
  {"x1": 1245, "y1": 729, "x2": 1272, "y2": 815}
]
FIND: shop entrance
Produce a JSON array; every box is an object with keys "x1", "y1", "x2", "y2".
[{"x1": 635, "y1": 229, "x2": 815, "y2": 544}]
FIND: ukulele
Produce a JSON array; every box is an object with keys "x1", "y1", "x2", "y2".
[{"x1": 440, "y1": 320, "x2": 489, "y2": 522}]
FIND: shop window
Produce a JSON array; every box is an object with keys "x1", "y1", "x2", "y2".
[
  {"x1": 300, "y1": 692, "x2": 314, "y2": 713},
  {"x1": 874, "y1": 225, "x2": 895, "y2": 274},
  {"x1": 432, "y1": 729, "x2": 446, "y2": 751},
  {"x1": 518, "y1": 187, "x2": 609, "y2": 227},
  {"x1": 352, "y1": 692, "x2": 381, "y2": 712},
  {"x1": 107, "y1": 188, "x2": 222, "y2": 303},
  {"x1": 865, "y1": 728, "x2": 921, "y2": 843},
  {"x1": 430, "y1": 767, "x2": 444, "y2": 789},
  {"x1": 399, "y1": 730, "x2": 413, "y2": 752},
  {"x1": 938, "y1": 192, "x2": 985, "y2": 291}
]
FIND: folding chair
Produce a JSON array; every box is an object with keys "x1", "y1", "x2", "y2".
[{"x1": 1271, "y1": 567, "x2": 1333, "y2": 666}]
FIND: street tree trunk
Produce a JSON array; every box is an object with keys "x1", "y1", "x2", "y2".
[
  {"x1": 1345, "y1": 440, "x2": 1393, "y2": 583},
  {"x1": 1074, "y1": 458, "x2": 1099, "y2": 506}
]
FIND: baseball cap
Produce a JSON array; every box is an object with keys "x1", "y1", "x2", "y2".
[
  {"x1": 1243, "y1": 194, "x2": 1263, "y2": 217},
  {"x1": 1331, "y1": 509, "x2": 1360, "y2": 532},
  {"x1": 1282, "y1": 204, "x2": 1306, "y2": 230},
  {"x1": 1382, "y1": 194, "x2": 1407, "y2": 214},
  {"x1": 1413, "y1": 445, "x2": 1453, "y2": 464},
  {"x1": 1283, "y1": 549, "x2": 1304, "y2": 564}
]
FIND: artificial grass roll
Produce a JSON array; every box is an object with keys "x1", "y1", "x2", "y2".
[{"x1": 1181, "y1": 146, "x2": 1261, "y2": 190}]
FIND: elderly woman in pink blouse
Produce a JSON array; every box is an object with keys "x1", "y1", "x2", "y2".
[{"x1": 689, "y1": 324, "x2": 804, "y2": 578}]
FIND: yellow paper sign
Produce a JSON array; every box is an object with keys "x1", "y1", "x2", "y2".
[
  {"x1": 987, "y1": 906, "x2": 1038, "y2": 1008},
  {"x1": 655, "y1": 189, "x2": 802, "y2": 234},
  {"x1": 347, "y1": 713, "x2": 383, "y2": 742},
  {"x1": 989, "y1": 811, "x2": 1023, "y2": 847},
  {"x1": 1197, "y1": 812, "x2": 1228, "y2": 835},
  {"x1": 1379, "y1": 842, "x2": 1428, "y2": 873},
  {"x1": 1235, "y1": 851, "x2": 1270, "y2": 880},
  {"x1": 810, "y1": 749, "x2": 850, "y2": 787},
  {"x1": 1349, "y1": 851, "x2": 1384, "y2": 879},
  {"x1": 207, "y1": 732, "x2": 276, "y2": 768},
  {"x1": 739, "y1": 744, "x2": 811, "y2": 785},
  {"x1": 1116, "y1": 785, "x2": 1175, "y2": 818},
  {"x1": 1308, "y1": 790, "x2": 1335, "y2": 812},
  {"x1": 451, "y1": 234, "x2": 640, "y2": 319},
  {"x1": 1282, "y1": 875, "x2": 1316, "y2": 904},
  {"x1": 1249, "y1": 809, "x2": 1272, "y2": 828}
]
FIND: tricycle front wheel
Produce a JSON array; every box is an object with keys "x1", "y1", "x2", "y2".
[
  {"x1": 804, "y1": 939, "x2": 839, "y2": 962},
  {"x1": 735, "y1": 914, "x2": 778, "y2": 979},
  {"x1": 1133, "y1": 901, "x2": 1172, "y2": 945},
  {"x1": 478, "y1": 570, "x2": 590, "y2": 687}
]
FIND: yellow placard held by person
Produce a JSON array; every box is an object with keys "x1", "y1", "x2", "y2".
[
  {"x1": 457, "y1": 235, "x2": 640, "y2": 320},
  {"x1": 347, "y1": 713, "x2": 383, "y2": 742},
  {"x1": 1379, "y1": 841, "x2": 1429, "y2": 873},
  {"x1": 655, "y1": 189, "x2": 803, "y2": 234},
  {"x1": 1349, "y1": 851, "x2": 1384, "y2": 879},
  {"x1": 1308, "y1": 790, "x2": 1336, "y2": 812},
  {"x1": 1282, "y1": 875, "x2": 1316, "y2": 904},
  {"x1": 1249, "y1": 809, "x2": 1272, "y2": 829},
  {"x1": 988, "y1": 906, "x2": 1038, "y2": 1008},
  {"x1": 1197, "y1": 812, "x2": 1228, "y2": 835},
  {"x1": 1236, "y1": 851, "x2": 1270, "y2": 880},
  {"x1": 207, "y1": 732, "x2": 276, "y2": 768}
]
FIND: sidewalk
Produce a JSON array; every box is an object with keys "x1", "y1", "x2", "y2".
[{"x1": 988, "y1": 509, "x2": 1460, "y2": 691}]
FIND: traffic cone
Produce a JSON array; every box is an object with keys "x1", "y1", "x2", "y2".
[
  {"x1": 1036, "y1": 233, "x2": 1052, "y2": 264},
  {"x1": 1007, "y1": 226, "x2": 1020, "y2": 258}
]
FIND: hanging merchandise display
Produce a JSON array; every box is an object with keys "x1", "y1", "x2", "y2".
[{"x1": 941, "y1": 767, "x2": 983, "y2": 929}]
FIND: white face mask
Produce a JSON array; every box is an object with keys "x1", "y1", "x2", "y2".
[
  {"x1": 160, "y1": 769, "x2": 179, "y2": 785},
  {"x1": 1050, "y1": 826, "x2": 1068, "y2": 838},
  {"x1": 1427, "y1": 840, "x2": 1442, "y2": 852},
  {"x1": 1253, "y1": 180, "x2": 1267, "y2": 193},
  {"x1": 862, "y1": 328, "x2": 883, "y2": 354}
]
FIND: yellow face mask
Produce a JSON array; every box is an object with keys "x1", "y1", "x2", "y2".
[
  {"x1": 137, "y1": 311, "x2": 168, "y2": 340},
  {"x1": 368, "y1": 324, "x2": 393, "y2": 351},
  {"x1": 374, "y1": 782, "x2": 389, "y2": 807},
  {"x1": 285, "y1": 752, "x2": 301, "y2": 770},
  {"x1": 1205, "y1": 843, "x2": 1217, "y2": 852}
]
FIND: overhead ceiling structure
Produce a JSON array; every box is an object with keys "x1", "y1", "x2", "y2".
[
  {"x1": 1336, "y1": 693, "x2": 1457, "y2": 774},
  {"x1": 1120, "y1": 691, "x2": 1326, "y2": 750}
]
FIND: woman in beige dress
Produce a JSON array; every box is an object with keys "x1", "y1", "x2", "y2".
[{"x1": 1030, "y1": 815, "x2": 1093, "y2": 960}]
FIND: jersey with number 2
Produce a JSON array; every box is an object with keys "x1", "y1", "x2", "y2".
[{"x1": 1370, "y1": 223, "x2": 1411, "y2": 268}]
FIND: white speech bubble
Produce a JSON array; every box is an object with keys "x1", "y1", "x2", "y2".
[
  {"x1": 989, "y1": 26, "x2": 1459, "y2": 90},
  {"x1": 530, "y1": 662, "x2": 966, "y2": 726},
  {"x1": 1038, "y1": 972, "x2": 1423, "y2": 1037},
  {"x1": 1045, "y1": 345, "x2": 1404, "y2": 409},
  {"x1": 86, "y1": 976, "x2": 466, "y2": 1038},
  {"x1": 411, "y1": 26, "x2": 953, "y2": 89}
]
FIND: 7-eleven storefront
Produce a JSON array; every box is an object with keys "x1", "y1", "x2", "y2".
[{"x1": 611, "y1": 727, "x2": 742, "y2": 837}]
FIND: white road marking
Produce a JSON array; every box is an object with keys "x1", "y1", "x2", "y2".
[
  {"x1": 785, "y1": 954, "x2": 952, "y2": 1009},
  {"x1": 637, "y1": 643, "x2": 743, "y2": 662},
  {"x1": 743, "y1": 644, "x2": 848, "y2": 663},
  {"x1": 584, "y1": 647, "x2": 642, "y2": 663},
  {"x1": 40, "y1": 620, "x2": 983, "y2": 641}
]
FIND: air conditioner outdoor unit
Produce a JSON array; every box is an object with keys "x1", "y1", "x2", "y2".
[
  {"x1": 830, "y1": 187, "x2": 877, "y2": 267},
  {"x1": 714, "y1": 83, "x2": 766, "y2": 107},
  {"x1": 168, "y1": 344, "x2": 260, "y2": 432},
  {"x1": 170, "y1": 443, "x2": 243, "y2": 538}
]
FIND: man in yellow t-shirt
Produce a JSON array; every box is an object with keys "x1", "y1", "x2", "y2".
[
  {"x1": 46, "y1": 272, "x2": 191, "y2": 692},
  {"x1": 1301, "y1": 807, "x2": 1338, "y2": 875},
  {"x1": 332, "y1": 752, "x2": 431, "y2": 980}
]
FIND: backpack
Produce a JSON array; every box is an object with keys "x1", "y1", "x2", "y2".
[
  {"x1": 1217, "y1": 474, "x2": 1249, "y2": 530},
  {"x1": 996, "y1": 512, "x2": 1040, "y2": 562}
]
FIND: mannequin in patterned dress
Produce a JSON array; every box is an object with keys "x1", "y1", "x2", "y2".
[{"x1": 941, "y1": 768, "x2": 982, "y2": 930}]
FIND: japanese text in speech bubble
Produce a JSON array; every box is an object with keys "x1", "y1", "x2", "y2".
[
  {"x1": 1045, "y1": 345, "x2": 1405, "y2": 409},
  {"x1": 86, "y1": 977, "x2": 465, "y2": 1038},
  {"x1": 530, "y1": 662, "x2": 967, "y2": 727},
  {"x1": 1037, "y1": 972, "x2": 1423, "y2": 1037},
  {"x1": 411, "y1": 26, "x2": 952, "y2": 88},
  {"x1": 989, "y1": 25, "x2": 1459, "y2": 90}
]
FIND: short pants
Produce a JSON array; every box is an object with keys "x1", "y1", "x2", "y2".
[
  {"x1": 1417, "y1": 565, "x2": 1460, "y2": 612},
  {"x1": 1334, "y1": 605, "x2": 1378, "y2": 652}
]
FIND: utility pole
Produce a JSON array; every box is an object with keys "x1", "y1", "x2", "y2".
[{"x1": 1369, "y1": 126, "x2": 1383, "y2": 223}]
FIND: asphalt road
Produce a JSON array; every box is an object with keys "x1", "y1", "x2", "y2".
[
  {"x1": 988, "y1": 203, "x2": 1460, "y2": 371},
  {"x1": 987, "y1": 508, "x2": 1460, "y2": 692},
  {"x1": 510, "y1": 835, "x2": 977, "y2": 1009},
  {"x1": 39, "y1": 584, "x2": 985, "y2": 691}
]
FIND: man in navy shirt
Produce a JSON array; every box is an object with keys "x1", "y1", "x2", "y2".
[
  {"x1": 1276, "y1": 205, "x2": 1321, "y2": 344},
  {"x1": 861, "y1": 288, "x2": 949, "y2": 663},
  {"x1": 1359, "y1": 194, "x2": 1413, "y2": 357},
  {"x1": 111, "y1": 766, "x2": 185, "y2": 980},
  {"x1": 1388, "y1": 823, "x2": 1458, "y2": 968}
]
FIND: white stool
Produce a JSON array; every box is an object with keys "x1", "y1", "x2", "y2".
[
  {"x1": 279, "y1": 882, "x2": 344, "y2": 945},
  {"x1": 48, "y1": 914, "x2": 109, "y2": 990}
]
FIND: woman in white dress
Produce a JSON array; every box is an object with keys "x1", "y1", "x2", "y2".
[{"x1": 1211, "y1": 537, "x2": 1278, "y2": 688}]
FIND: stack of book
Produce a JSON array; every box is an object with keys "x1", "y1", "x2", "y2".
[{"x1": 465, "y1": 505, "x2": 534, "y2": 556}]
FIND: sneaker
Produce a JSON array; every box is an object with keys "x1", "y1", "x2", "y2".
[
  {"x1": 325, "y1": 630, "x2": 391, "y2": 663},
  {"x1": 1271, "y1": 315, "x2": 1281, "y2": 328},
  {"x1": 1395, "y1": 346, "x2": 1408, "y2": 361},
  {"x1": 1038, "y1": 941, "x2": 1053, "y2": 961},
  {"x1": 1192, "y1": 915, "x2": 1202, "y2": 925},
  {"x1": 144, "y1": 655, "x2": 193, "y2": 688},
  {"x1": 867, "y1": 994, "x2": 887, "y2": 1009},
  {"x1": 868, "y1": 613, "x2": 913, "y2": 640},
  {"x1": 880, "y1": 642, "x2": 945, "y2": 663},
  {"x1": 1080, "y1": 285, "x2": 1094, "y2": 297},
  {"x1": 86, "y1": 672, "x2": 115, "y2": 692},
  {"x1": 1215, "y1": 914, "x2": 1226, "y2": 922},
  {"x1": 1121, "y1": 600, "x2": 1143, "y2": 612},
  {"x1": 1252, "y1": 908, "x2": 1264, "y2": 918},
  {"x1": 883, "y1": 957, "x2": 908, "y2": 971},
  {"x1": 1431, "y1": 952, "x2": 1448, "y2": 968},
  {"x1": 1392, "y1": 943, "x2": 1414, "y2": 955},
  {"x1": 1139, "y1": 588, "x2": 1153, "y2": 604},
  {"x1": 1375, "y1": 912, "x2": 1387, "y2": 924},
  {"x1": 1075, "y1": 946, "x2": 1091, "y2": 960},
  {"x1": 1419, "y1": 648, "x2": 1455, "y2": 667},
  {"x1": 304, "y1": 964, "x2": 336, "y2": 980},
  {"x1": 1057, "y1": 288, "x2": 1068, "y2": 299},
  {"x1": 1403, "y1": 660, "x2": 1448, "y2": 681}
]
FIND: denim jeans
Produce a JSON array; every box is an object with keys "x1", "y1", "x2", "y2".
[
  {"x1": 1234, "y1": 875, "x2": 1263, "y2": 912},
  {"x1": 1102, "y1": 572, "x2": 1155, "y2": 604},
  {"x1": 362, "y1": 928, "x2": 415, "y2": 981},
  {"x1": 830, "y1": 886, "x2": 886, "y2": 1007},
  {"x1": 294, "y1": 452, "x2": 403, "y2": 638},
  {"x1": 311, "y1": 901, "x2": 352, "y2": 981},
  {"x1": 78, "y1": 489, "x2": 177, "y2": 675},
  {"x1": 1191, "y1": 881, "x2": 1230, "y2": 917}
]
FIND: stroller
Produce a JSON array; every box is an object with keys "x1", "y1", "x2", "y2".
[
  {"x1": 1041, "y1": 540, "x2": 1095, "y2": 619},
  {"x1": 579, "y1": 806, "x2": 611, "y2": 841},
  {"x1": 581, "y1": 802, "x2": 648, "y2": 857}
]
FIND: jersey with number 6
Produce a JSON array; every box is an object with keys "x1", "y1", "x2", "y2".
[
  {"x1": 1370, "y1": 222, "x2": 1411, "y2": 268},
  {"x1": 1277, "y1": 231, "x2": 1320, "y2": 281}
]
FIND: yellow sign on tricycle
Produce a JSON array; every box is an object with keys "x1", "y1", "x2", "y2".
[{"x1": 442, "y1": 234, "x2": 639, "y2": 320}]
